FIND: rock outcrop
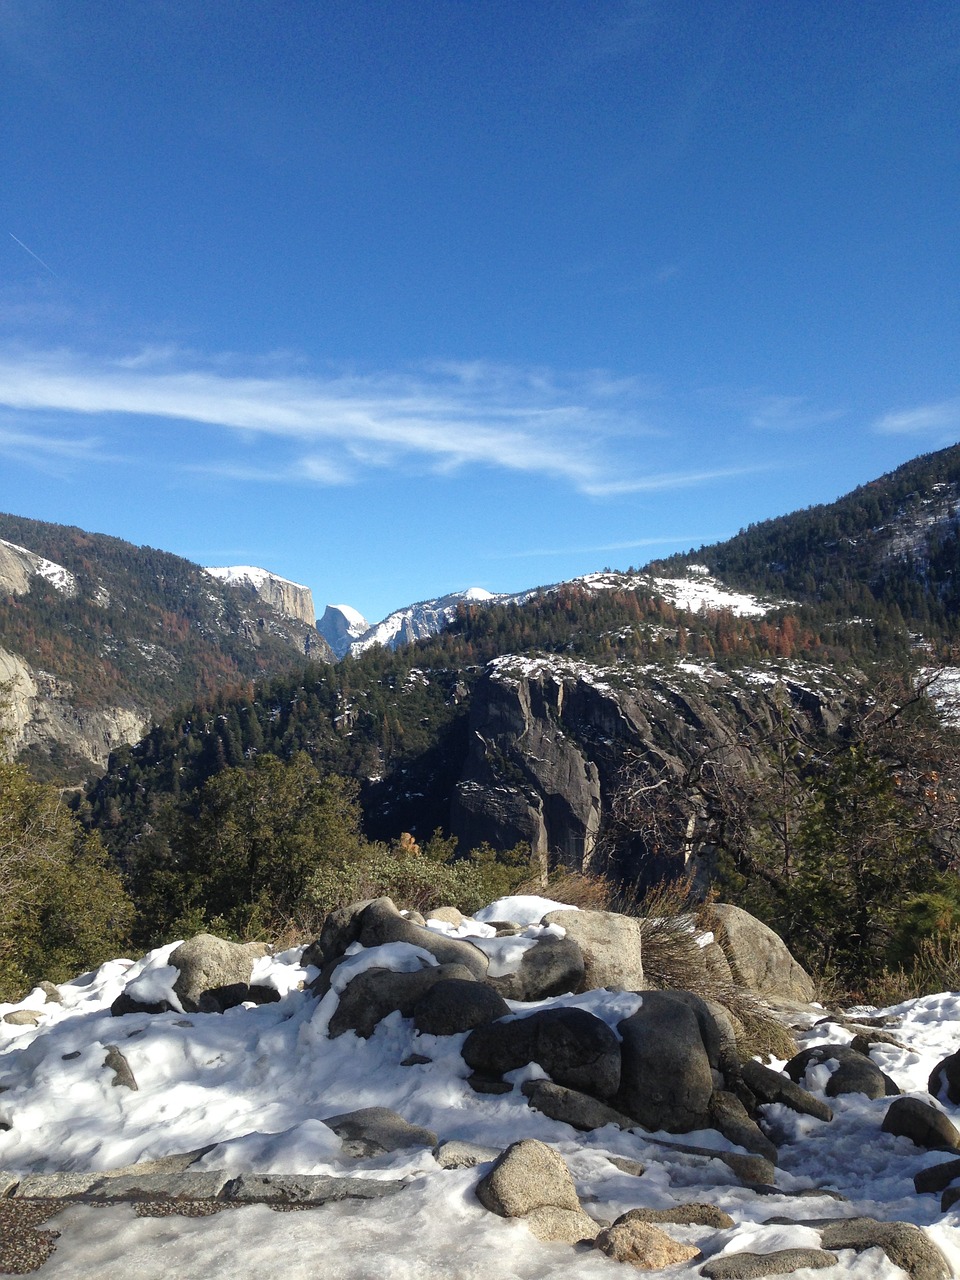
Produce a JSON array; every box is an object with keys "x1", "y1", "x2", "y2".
[
  {"x1": 204, "y1": 566, "x2": 317, "y2": 628},
  {"x1": 450, "y1": 656, "x2": 847, "y2": 884}
]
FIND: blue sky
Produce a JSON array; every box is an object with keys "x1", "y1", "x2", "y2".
[{"x1": 1, "y1": 1, "x2": 958, "y2": 623}]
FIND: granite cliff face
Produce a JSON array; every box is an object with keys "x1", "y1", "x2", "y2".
[
  {"x1": 0, "y1": 645, "x2": 145, "y2": 771},
  {"x1": 204, "y1": 566, "x2": 317, "y2": 629},
  {"x1": 451, "y1": 656, "x2": 846, "y2": 884}
]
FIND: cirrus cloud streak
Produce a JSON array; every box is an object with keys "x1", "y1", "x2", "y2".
[{"x1": 0, "y1": 347, "x2": 757, "y2": 497}]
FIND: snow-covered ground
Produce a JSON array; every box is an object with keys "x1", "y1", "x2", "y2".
[{"x1": 2, "y1": 898, "x2": 960, "y2": 1277}]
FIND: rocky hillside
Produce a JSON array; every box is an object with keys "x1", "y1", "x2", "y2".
[{"x1": 0, "y1": 514, "x2": 331, "y2": 780}]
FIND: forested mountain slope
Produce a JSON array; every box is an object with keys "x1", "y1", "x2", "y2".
[
  {"x1": 0, "y1": 513, "x2": 330, "y2": 780},
  {"x1": 651, "y1": 442, "x2": 960, "y2": 640}
]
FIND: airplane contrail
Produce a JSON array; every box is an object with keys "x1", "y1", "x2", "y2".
[{"x1": 9, "y1": 233, "x2": 58, "y2": 278}]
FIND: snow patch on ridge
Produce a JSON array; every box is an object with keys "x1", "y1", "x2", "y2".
[
  {"x1": 204, "y1": 565, "x2": 310, "y2": 592},
  {"x1": 0, "y1": 538, "x2": 77, "y2": 596}
]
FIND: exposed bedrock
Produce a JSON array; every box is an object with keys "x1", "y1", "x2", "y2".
[{"x1": 450, "y1": 659, "x2": 845, "y2": 883}]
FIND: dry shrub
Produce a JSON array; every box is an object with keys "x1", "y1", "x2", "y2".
[
  {"x1": 625, "y1": 877, "x2": 796, "y2": 1061},
  {"x1": 517, "y1": 869, "x2": 623, "y2": 911}
]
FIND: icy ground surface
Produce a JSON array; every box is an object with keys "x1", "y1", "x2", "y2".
[{"x1": 2, "y1": 896, "x2": 960, "y2": 1277}]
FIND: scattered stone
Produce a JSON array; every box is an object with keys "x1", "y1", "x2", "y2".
[
  {"x1": 38, "y1": 982, "x2": 62, "y2": 1005},
  {"x1": 941, "y1": 1184, "x2": 960, "y2": 1212},
  {"x1": 170, "y1": 934, "x2": 270, "y2": 1014},
  {"x1": 400, "y1": 1053, "x2": 432, "y2": 1066},
  {"x1": 595, "y1": 1219, "x2": 700, "y2": 1269},
  {"x1": 636, "y1": 1135, "x2": 776, "y2": 1187},
  {"x1": 522, "y1": 1080, "x2": 634, "y2": 1132},
  {"x1": 433, "y1": 1140, "x2": 502, "y2": 1170},
  {"x1": 103, "y1": 1044, "x2": 138, "y2": 1091},
  {"x1": 523, "y1": 1204, "x2": 601, "y2": 1244},
  {"x1": 412, "y1": 978, "x2": 509, "y2": 1036},
  {"x1": 928, "y1": 1049, "x2": 960, "y2": 1105},
  {"x1": 2, "y1": 1009, "x2": 40, "y2": 1026},
  {"x1": 542, "y1": 908, "x2": 644, "y2": 991},
  {"x1": 882, "y1": 1097, "x2": 960, "y2": 1153},
  {"x1": 463, "y1": 1006, "x2": 621, "y2": 1097},
  {"x1": 700, "y1": 1250, "x2": 838, "y2": 1278},
  {"x1": 322, "y1": 1106, "x2": 437, "y2": 1157},
  {"x1": 606, "y1": 1155, "x2": 646, "y2": 1177},
  {"x1": 740, "y1": 1060, "x2": 833, "y2": 1122},
  {"x1": 0, "y1": 1200, "x2": 61, "y2": 1274},
  {"x1": 616, "y1": 1203, "x2": 735, "y2": 1229},
  {"x1": 476, "y1": 1139, "x2": 581, "y2": 1218},
  {"x1": 708, "y1": 903, "x2": 816, "y2": 1003},
  {"x1": 111, "y1": 991, "x2": 173, "y2": 1017},
  {"x1": 484, "y1": 934, "x2": 586, "y2": 1002},
  {"x1": 616, "y1": 992, "x2": 715, "y2": 1132},
  {"x1": 849, "y1": 1029, "x2": 907, "y2": 1053},
  {"x1": 223, "y1": 1173, "x2": 405, "y2": 1204},
  {"x1": 467, "y1": 1074, "x2": 513, "y2": 1094}
]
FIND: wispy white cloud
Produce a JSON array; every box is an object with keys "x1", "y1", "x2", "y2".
[
  {"x1": 873, "y1": 398, "x2": 960, "y2": 436},
  {"x1": 745, "y1": 394, "x2": 844, "y2": 432},
  {"x1": 0, "y1": 420, "x2": 109, "y2": 475},
  {"x1": 582, "y1": 465, "x2": 768, "y2": 497},
  {"x1": 0, "y1": 346, "x2": 725, "y2": 496}
]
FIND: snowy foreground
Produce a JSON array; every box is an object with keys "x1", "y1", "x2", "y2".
[{"x1": 2, "y1": 897, "x2": 960, "y2": 1277}]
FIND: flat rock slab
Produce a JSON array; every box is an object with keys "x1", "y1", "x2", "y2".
[
  {"x1": 700, "y1": 1249, "x2": 838, "y2": 1278},
  {"x1": 640, "y1": 1135, "x2": 776, "y2": 1188},
  {"x1": 15, "y1": 1171, "x2": 230, "y2": 1201},
  {"x1": 0, "y1": 1171, "x2": 22, "y2": 1196},
  {"x1": 223, "y1": 1173, "x2": 406, "y2": 1204},
  {"x1": 14, "y1": 1173, "x2": 108, "y2": 1198},
  {"x1": 91, "y1": 1172, "x2": 230, "y2": 1200},
  {"x1": 618, "y1": 1202, "x2": 734, "y2": 1229},
  {"x1": 764, "y1": 1216, "x2": 951, "y2": 1280},
  {"x1": 322, "y1": 1106, "x2": 438, "y2": 1156}
]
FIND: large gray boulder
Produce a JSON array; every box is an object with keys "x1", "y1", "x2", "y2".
[
  {"x1": 329, "y1": 962, "x2": 477, "y2": 1039},
  {"x1": 541, "y1": 908, "x2": 643, "y2": 991},
  {"x1": 785, "y1": 1043, "x2": 898, "y2": 1100},
  {"x1": 462, "y1": 1006, "x2": 621, "y2": 1098},
  {"x1": 170, "y1": 935, "x2": 271, "y2": 1014},
  {"x1": 484, "y1": 934, "x2": 585, "y2": 1002},
  {"x1": 615, "y1": 991, "x2": 715, "y2": 1132},
  {"x1": 709, "y1": 904, "x2": 815, "y2": 1002},
  {"x1": 358, "y1": 898, "x2": 489, "y2": 979},
  {"x1": 928, "y1": 1049, "x2": 960, "y2": 1105},
  {"x1": 412, "y1": 978, "x2": 510, "y2": 1036}
]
